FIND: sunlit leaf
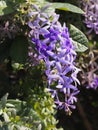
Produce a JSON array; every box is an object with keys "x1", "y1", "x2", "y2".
[
  {"x1": 51, "y1": 2, "x2": 84, "y2": 14},
  {"x1": 0, "y1": 1, "x2": 14, "y2": 16}
]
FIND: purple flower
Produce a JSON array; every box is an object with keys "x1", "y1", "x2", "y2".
[
  {"x1": 81, "y1": 0, "x2": 98, "y2": 34},
  {"x1": 28, "y1": 4, "x2": 80, "y2": 113},
  {"x1": 87, "y1": 74, "x2": 98, "y2": 90}
]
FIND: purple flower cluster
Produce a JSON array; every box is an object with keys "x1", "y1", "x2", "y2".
[
  {"x1": 81, "y1": 0, "x2": 98, "y2": 34},
  {"x1": 90, "y1": 76, "x2": 98, "y2": 89},
  {"x1": 86, "y1": 73, "x2": 98, "y2": 90},
  {"x1": 28, "y1": 4, "x2": 80, "y2": 113},
  {"x1": 79, "y1": 48, "x2": 98, "y2": 90}
]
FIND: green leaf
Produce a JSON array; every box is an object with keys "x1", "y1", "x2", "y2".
[
  {"x1": 51, "y1": 2, "x2": 84, "y2": 14},
  {"x1": 1, "y1": 93, "x2": 9, "y2": 108},
  {"x1": 72, "y1": 40, "x2": 88, "y2": 52},
  {"x1": 3, "y1": 112, "x2": 10, "y2": 122},
  {"x1": 31, "y1": 0, "x2": 47, "y2": 4},
  {"x1": 7, "y1": 99, "x2": 26, "y2": 112},
  {"x1": 69, "y1": 24, "x2": 88, "y2": 52},
  {"x1": 0, "y1": 0, "x2": 25, "y2": 16},
  {"x1": 10, "y1": 36, "x2": 28, "y2": 63},
  {"x1": 6, "y1": 103, "x2": 15, "y2": 108},
  {"x1": 0, "y1": 1, "x2": 14, "y2": 16},
  {"x1": 0, "y1": 109, "x2": 3, "y2": 115},
  {"x1": 12, "y1": 63, "x2": 24, "y2": 71},
  {"x1": 69, "y1": 24, "x2": 88, "y2": 46},
  {"x1": 38, "y1": 124, "x2": 42, "y2": 130}
]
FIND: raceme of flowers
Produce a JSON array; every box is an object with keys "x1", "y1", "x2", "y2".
[
  {"x1": 81, "y1": 0, "x2": 98, "y2": 34},
  {"x1": 28, "y1": 4, "x2": 80, "y2": 113}
]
